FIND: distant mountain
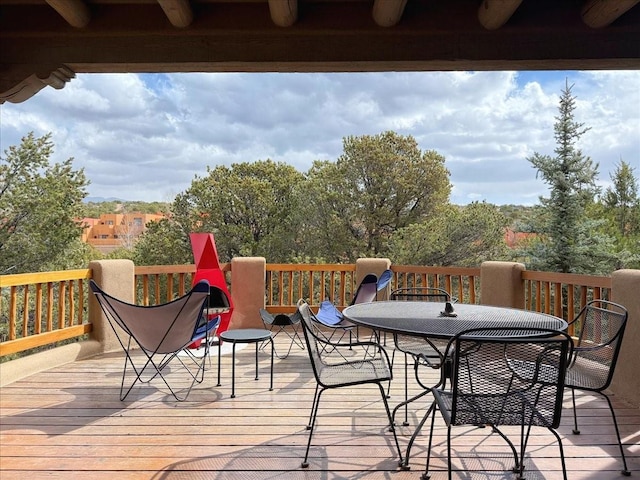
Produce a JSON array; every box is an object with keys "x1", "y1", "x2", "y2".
[{"x1": 84, "y1": 197, "x2": 123, "y2": 203}]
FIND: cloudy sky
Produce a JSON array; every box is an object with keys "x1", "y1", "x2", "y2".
[{"x1": 1, "y1": 70, "x2": 638, "y2": 205}]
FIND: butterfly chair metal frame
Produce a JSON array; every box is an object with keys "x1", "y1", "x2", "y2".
[
  {"x1": 297, "y1": 300, "x2": 404, "y2": 469},
  {"x1": 313, "y1": 273, "x2": 379, "y2": 352},
  {"x1": 423, "y1": 327, "x2": 573, "y2": 480},
  {"x1": 388, "y1": 287, "x2": 455, "y2": 426},
  {"x1": 90, "y1": 279, "x2": 217, "y2": 401},
  {"x1": 259, "y1": 308, "x2": 305, "y2": 359},
  {"x1": 565, "y1": 299, "x2": 631, "y2": 476}
]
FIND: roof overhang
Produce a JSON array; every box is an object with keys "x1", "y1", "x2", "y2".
[{"x1": 1, "y1": 0, "x2": 639, "y2": 103}]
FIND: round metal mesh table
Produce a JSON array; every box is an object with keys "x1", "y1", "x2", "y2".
[
  {"x1": 342, "y1": 301, "x2": 568, "y2": 470},
  {"x1": 342, "y1": 301, "x2": 567, "y2": 339}
]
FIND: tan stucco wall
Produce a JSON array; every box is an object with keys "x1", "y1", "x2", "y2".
[
  {"x1": 355, "y1": 258, "x2": 391, "y2": 285},
  {"x1": 480, "y1": 261, "x2": 526, "y2": 308},
  {"x1": 89, "y1": 259, "x2": 135, "y2": 354},
  {"x1": 610, "y1": 269, "x2": 640, "y2": 407}
]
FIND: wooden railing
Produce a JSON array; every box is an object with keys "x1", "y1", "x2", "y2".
[
  {"x1": 265, "y1": 263, "x2": 357, "y2": 313},
  {"x1": 390, "y1": 265, "x2": 481, "y2": 304},
  {"x1": 0, "y1": 269, "x2": 93, "y2": 357},
  {"x1": 0, "y1": 263, "x2": 614, "y2": 358},
  {"x1": 265, "y1": 264, "x2": 482, "y2": 313},
  {"x1": 523, "y1": 270, "x2": 612, "y2": 336}
]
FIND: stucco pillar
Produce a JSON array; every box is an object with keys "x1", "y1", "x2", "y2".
[
  {"x1": 355, "y1": 258, "x2": 391, "y2": 286},
  {"x1": 89, "y1": 259, "x2": 135, "y2": 353},
  {"x1": 610, "y1": 269, "x2": 640, "y2": 407},
  {"x1": 229, "y1": 257, "x2": 266, "y2": 329},
  {"x1": 480, "y1": 261, "x2": 525, "y2": 308}
]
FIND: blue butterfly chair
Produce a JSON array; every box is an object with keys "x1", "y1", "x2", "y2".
[{"x1": 313, "y1": 273, "x2": 378, "y2": 355}]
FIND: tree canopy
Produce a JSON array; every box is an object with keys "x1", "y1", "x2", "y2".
[
  {"x1": 301, "y1": 131, "x2": 452, "y2": 261},
  {"x1": 132, "y1": 132, "x2": 463, "y2": 265},
  {"x1": 5, "y1": 122, "x2": 635, "y2": 276},
  {"x1": 155, "y1": 159, "x2": 305, "y2": 264},
  {"x1": 524, "y1": 81, "x2": 612, "y2": 274},
  {"x1": 389, "y1": 202, "x2": 508, "y2": 267},
  {"x1": 0, "y1": 132, "x2": 90, "y2": 274}
]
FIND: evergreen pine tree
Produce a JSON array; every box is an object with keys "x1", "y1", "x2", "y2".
[{"x1": 526, "y1": 80, "x2": 611, "y2": 274}]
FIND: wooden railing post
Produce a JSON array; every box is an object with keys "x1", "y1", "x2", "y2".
[
  {"x1": 229, "y1": 257, "x2": 266, "y2": 329},
  {"x1": 89, "y1": 259, "x2": 135, "y2": 353},
  {"x1": 611, "y1": 269, "x2": 640, "y2": 407},
  {"x1": 480, "y1": 261, "x2": 526, "y2": 308}
]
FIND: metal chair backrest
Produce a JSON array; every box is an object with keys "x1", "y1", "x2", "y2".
[
  {"x1": 445, "y1": 327, "x2": 573, "y2": 429},
  {"x1": 297, "y1": 300, "x2": 327, "y2": 381},
  {"x1": 569, "y1": 299, "x2": 628, "y2": 391}
]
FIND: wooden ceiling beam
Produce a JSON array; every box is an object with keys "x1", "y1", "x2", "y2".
[
  {"x1": 477, "y1": 0, "x2": 523, "y2": 30},
  {"x1": 268, "y1": 0, "x2": 298, "y2": 27},
  {"x1": 1, "y1": 0, "x2": 639, "y2": 104},
  {"x1": 157, "y1": 0, "x2": 193, "y2": 28},
  {"x1": 372, "y1": 0, "x2": 407, "y2": 27},
  {"x1": 45, "y1": 0, "x2": 91, "y2": 28},
  {"x1": 582, "y1": 0, "x2": 640, "y2": 28}
]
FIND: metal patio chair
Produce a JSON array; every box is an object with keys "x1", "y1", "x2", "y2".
[
  {"x1": 259, "y1": 308, "x2": 304, "y2": 359},
  {"x1": 565, "y1": 299, "x2": 631, "y2": 476},
  {"x1": 313, "y1": 273, "x2": 379, "y2": 348},
  {"x1": 297, "y1": 300, "x2": 403, "y2": 469},
  {"x1": 424, "y1": 327, "x2": 573, "y2": 480},
  {"x1": 388, "y1": 287, "x2": 455, "y2": 425}
]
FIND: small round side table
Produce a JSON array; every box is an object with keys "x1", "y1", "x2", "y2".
[{"x1": 216, "y1": 328, "x2": 274, "y2": 398}]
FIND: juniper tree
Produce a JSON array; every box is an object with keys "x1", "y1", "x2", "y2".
[{"x1": 0, "y1": 132, "x2": 90, "y2": 273}]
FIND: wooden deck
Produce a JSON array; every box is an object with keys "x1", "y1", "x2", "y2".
[{"x1": 1, "y1": 330, "x2": 638, "y2": 480}]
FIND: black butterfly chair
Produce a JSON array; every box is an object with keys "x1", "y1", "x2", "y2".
[
  {"x1": 424, "y1": 327, "x2": 573, "y2": 480},
  {"x1": 90, "y1": 279, "x2": 217, "y2": 401},
  {"x1": 565, "y1": 300, "x2": 631, "y2": 476},
  {"x1": 259, "y1": 308, "x2": 304, "y2": 359}
]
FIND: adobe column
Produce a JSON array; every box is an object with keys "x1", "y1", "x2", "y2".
[
  {"x1": 89, "y1": 259, "x2": 135, "y2": 354},
  {"x1": 480, "y1": 261, "x2": 526, "y2": 308},
  {"x1": 611, "y1": 269, "x2": 640, "y2": 408}
]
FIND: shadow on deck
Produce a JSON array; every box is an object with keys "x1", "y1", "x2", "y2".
[{"x1": 1, "y1": 329, "x2": 638, "y2": 480}]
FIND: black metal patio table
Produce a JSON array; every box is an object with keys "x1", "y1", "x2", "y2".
[
  {"x1": 216, "y1": 328, "x2": 274, "y2": 398},
  {"x1": 342, "y1": 301, "x2": 568, "y2": 470}
]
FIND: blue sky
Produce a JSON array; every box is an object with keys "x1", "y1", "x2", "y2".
[{"x1": 1, "y1": 70, "x2": 638, "y2": 205}]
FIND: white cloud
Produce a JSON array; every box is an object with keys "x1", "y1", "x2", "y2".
[{"x1": 1, "y1": 70, "x2": 638, "y2": 204}]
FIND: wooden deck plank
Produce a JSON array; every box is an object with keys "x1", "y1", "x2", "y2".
[{"x1": 1, "y1": 331, "x2": 638, "y2": 479}]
